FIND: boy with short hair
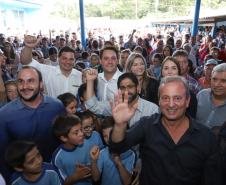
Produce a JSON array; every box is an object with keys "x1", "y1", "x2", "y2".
[
  {"x1": 52, "y1": 114, "x2": 92, "y2": 185},
  {"x1": 90, "y1": 116, "x2": 136, "y2": 185},
  {"x1": 5, "y1": 140, "x2": 62, "y2": 185},
  {"x1": 77, "y1": 110, "x2": 103, "y2": 149}
]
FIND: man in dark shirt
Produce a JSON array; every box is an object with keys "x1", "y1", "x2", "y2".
[{"x1": 110, "y1": 76, "x2": 222, "y2": 185}]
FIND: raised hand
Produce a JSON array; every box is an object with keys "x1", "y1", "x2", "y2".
[
  {"x1": 90, "y1": 145, "x2": 100, "y2": 161},
  {"x1": 110, "y1": 90, "x2": 138, "y2": 125},
  {"x1": 85, "y1": 68, "x2": 98, "y2": 82},
  {"x1": 24, "y1": 35, "x2": 42, "y2": 48}
]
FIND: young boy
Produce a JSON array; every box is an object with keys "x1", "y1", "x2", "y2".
[
  {"x1": 77, "y1": 110, "x2": 103, "y2": 149},
  {"x1": 90, "y1": 116, "x2": 136, "y2": 185},
  {"x1": 5, "y1": 140, "x2": 62, "y2": 185},
  {"x1": 52, "y1": 114, "x2": 92, "y2": 185}
]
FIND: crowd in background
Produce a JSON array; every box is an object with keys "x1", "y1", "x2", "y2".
[{"x1": 0, "y1": 24, "x2": 226, "y2": 185}]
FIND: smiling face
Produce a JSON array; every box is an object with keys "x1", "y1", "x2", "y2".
[
  {"x1": 159, "y1": 81, "x2": 190, "y2": 122},
  {"x1": 161, "y1": 59, "x2": 179, "y2": 77},
  {"x1": 17, "y1": 68, "x2": 42, "y2": 102},
  {"x1": 119, "y1": 78, "x2": 138, "y2": 104},
  {"x1": 130, "y1": 57, "x2": 145, "y2": 77},
  {"x1": 81, "y1": 117, "x2": 94, "y2": 138},
  {"x1": 211, "y1": 71, "x2": 226, "y2": 99},
  {"x1": 100, "y1": 49, "x2": 118, "y2": 74},
  {"x1": 59, "y1": 51, "x2": 75, "y2": 74},
  {"x1": 5, "y1": 83, "x2": 18, "y2": 101}
]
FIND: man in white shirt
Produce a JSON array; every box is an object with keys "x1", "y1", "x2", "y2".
[
  {"x1": 20, "y1": 35, "x2": 82, "y2": 98},
  {"x1": 97, "y1": 46, "x2": 122, "y2": 101}
]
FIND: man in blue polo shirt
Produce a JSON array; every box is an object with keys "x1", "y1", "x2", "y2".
[{"x1": 0, "y1": 66, "x2": 65, "y2": 182}]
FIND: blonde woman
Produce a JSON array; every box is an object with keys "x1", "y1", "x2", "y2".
[{"x1": 126, "y1": 52, "x2": 159, "y2": 105}]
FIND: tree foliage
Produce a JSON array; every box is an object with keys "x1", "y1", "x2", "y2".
[{"x1": 50, "y1": 0, "x2": 226, "y2": 20}]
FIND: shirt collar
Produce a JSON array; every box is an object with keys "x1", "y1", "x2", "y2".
[
  {"x1": 153, "y1": 113, "x2": 200, "y2": 131},
  {"x1": 99, "y1": 69, "x2": 122, "y2": 81},
  {"x1": 16, "y1": 95, "x2": 50, "y2": 110}
]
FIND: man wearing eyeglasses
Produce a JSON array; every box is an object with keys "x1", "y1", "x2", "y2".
[
  {"x1": 84, "y1": 70, "x2": 159, "y2": 128},
  {"x1": 109, "y1": 75, "x2": 222, "y2": 185}
]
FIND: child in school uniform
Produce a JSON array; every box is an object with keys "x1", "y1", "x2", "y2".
[
  {"x1": 77, "y1": 110, "x2": 103, "y2": 150},
  {"x1": 90, "y1": 116, "x2": 136, "y2": 185},
  {"x1": 5, "y1": 140, "x2": 62, "y2": 185},
  {"x1": 52, "y1": 114, "x2": 92, "y2": 185},
  {"x1": 57, "y1": 92, "x2": 78, "y2": 115}
]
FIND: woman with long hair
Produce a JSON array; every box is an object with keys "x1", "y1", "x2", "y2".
[{"x1": 126, "y1": 52, "x2": 159, "y2": 105}]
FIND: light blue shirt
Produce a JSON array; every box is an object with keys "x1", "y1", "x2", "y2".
[
  {"x1": 97, "y1": 147, "x2": 136, "y2": 185},
  {"x1": 10, "y1": 163, "x2": 62, "y2": 185},
  {"x1": 52, "y1": 144, "x2": 92, "y2": 185}
]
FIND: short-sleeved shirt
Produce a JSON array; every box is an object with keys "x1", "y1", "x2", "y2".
[
  {"x1": 84, "y1": 131, "x2": 104, "y2": 150},
  {"x1": 0, "y1": 96, "x2": 64, "y2": 162},
  {"x1": 10, "y1": 163, "x2": 62, "y2": 185},
  {"x1": 97, "y1": 147, "x2": 135, "y2": 185},
  {"x1": 196, "y1": 88, "x2": 226, "y2": 128},
  {"x1": 52, "y1": 144, "x2": 92, "y2": 185}
]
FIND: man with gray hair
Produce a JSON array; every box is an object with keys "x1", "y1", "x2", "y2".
[
  {"x1": 110, "y1": 75, "x2": 221, "y2": 185},
  {"x1": 196, "y1": 63, "x2": 226, "y2": 128}
]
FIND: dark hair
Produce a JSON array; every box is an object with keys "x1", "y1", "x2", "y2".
[
  {"x1": 5, "y1": 140, "x2": 36, "y2": 168},
  {"x1": 77, "y1": 82, "x2": 97, "y2": 102},
  {"x1": 53, "y1": 114, "x2": 81, "y2": 139},
  {"x1": 77, "y1": 110, "x2": 94, "y2": 123},
  {"x1": 101, "y1": 116, "x2": 114, "y2": 130},
  {"x1": 19, "y1": 66, "x2": 43, "y2": 82},
  {"x1": 172, "y1": 49, "x2": 188, "y2": 58},
  {"x1": 49, "y1": 46, "x2": 58, "y2": 55},
  {"x1": 161, "y1": 56, "x2": 181, "y2": 77},
  {"x1": 58, "y1": 46, "x2": 75, "y2": 58},
  {"x1": 100, "y1": 46, "x2": 119, "y2": 60},
  {"x1": 117, "y1": 72, "x2": 138, "y2": 88},
  {"x1": 163, "y1": 45, "x2": 173, "y2": 57},
  {"x1": 57, "y1": 92, "x2": 77, "y2": 107},
  {"x1": 81, "y1": 51, "x2": 89, "y2": 59},
  {"x1": 152, "y1": 53, "x2": 164, "y2": 64},
  {"x1": 77, "y1": 83, "x2": 87, "y2": 102}
]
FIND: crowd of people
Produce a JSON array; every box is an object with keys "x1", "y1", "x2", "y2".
[{"x1": 0, "y1": 26, "x2": 226, "y2": 185}]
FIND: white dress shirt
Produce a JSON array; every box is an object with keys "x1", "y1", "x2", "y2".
[
  {"x1": 97, "y1": 69, "x2": 122, "y2": 101},
  {"x1": 30, "y1": 59, "x2": 82, "y2": 97}
]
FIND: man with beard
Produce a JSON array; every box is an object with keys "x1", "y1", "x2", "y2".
[
  {"x1": 196, "y1": 63, "x2": 226, "y2": 128},
  {"x1": 110, "y1": 76, "x2": 222, "y2": 185},
  {"x1": 84, "y1": 71, "x2": 159, "y2": 128},
  {"x1": 0, "y1": 66, "x2": 65, "y2": 182}
]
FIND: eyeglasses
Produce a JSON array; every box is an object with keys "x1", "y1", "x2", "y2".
[{"x1": 83, "y1": 124, "x2": 95, "y2": 131}]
